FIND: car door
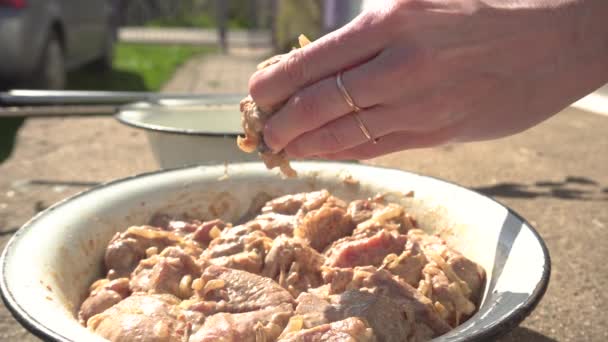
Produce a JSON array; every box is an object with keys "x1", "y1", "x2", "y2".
[
  {"x1": 78, "y1": 0, "x2": 112, "y2": 62},
  {"x1": 59, "y1": 0, "x2": 110, "y2": 68}
]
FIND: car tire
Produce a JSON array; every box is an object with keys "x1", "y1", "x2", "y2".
[{"x1": 32, "y1": 34, "x2": 66, "y2": 90}]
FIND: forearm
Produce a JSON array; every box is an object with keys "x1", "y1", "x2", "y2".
[
  {"x1": 498, "y1": 0, "x2": 608, "y2": 95},
  {"x1": 480, "y1": 0, "x2": 608, "y2": 55},
  {"x1": 556, "y1": 0, "x2": 608, "y2": 100}
]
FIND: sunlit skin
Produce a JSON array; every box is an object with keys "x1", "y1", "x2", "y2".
[{"x1": 249, "y1": 0, "x2": 608, "y2": 160}]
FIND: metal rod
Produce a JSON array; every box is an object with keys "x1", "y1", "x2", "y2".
[
  {"x1": 0, "y1": 105, "x2": 118, "y2": 118},
  {"x1": 0, "y1": 90, "x2": 244, "y2": 106}
]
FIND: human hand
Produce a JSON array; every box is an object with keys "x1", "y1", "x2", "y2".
[{"x1": 249, "y1": 0, "x2": 608, "y2": 160}]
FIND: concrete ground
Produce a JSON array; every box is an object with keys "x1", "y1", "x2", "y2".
[
  {"x1": 0, "y1": 48, "x2": 606, "y2": 341},
  {"x1": 119, "y1": 27, "x2": 272, "y2": 47}
]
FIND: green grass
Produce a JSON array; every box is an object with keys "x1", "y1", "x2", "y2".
[
  {"x1": 146, "y1": 13, "x2": 216, "y2": 29},
  {"x1": 67, "y1": 43, "x2": 217, "y2": 91},
  {"x1": 146, "y1": 13, "x2": 251, "y2": 30},
  {"x1": 275, "y1": 0, "x2": 322, "y2": 53}
]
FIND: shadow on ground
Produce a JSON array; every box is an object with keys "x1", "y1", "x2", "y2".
[
  {"x1": 499, "y1": 326, "x2": 558, "y2": 342},
  {"x1": 66, "y1": 68, "x2": 148, "y2": 91},
  {"x1": 473, "y1": 176, "x2": 607, "y2": 201},
  {"x1": 0, "y1": 117, "x2": 25, "y2": 164}
]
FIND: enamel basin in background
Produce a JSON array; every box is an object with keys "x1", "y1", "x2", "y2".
[
  {"x1": 0, "y1": 162, "x2": 550, "y2": 341},
  {"x1": 115, "y1": 95, "x2": 259, "y2": 169}
]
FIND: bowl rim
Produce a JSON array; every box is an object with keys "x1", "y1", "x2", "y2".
[
  {"x1": 0, "y1": 161, "x2": 551, "y2": 342},
  {"x1": 114, "y1": 95, "x2": 245, "y2": 137}
]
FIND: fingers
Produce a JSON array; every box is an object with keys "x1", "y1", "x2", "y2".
[
  {"x1": 283, "y1": 106, "x2": 391, "y2": 158},
  {"x1": 249, "y1": 12, "x2": 390, "y2": 109},
  {"x1": 263, "y1": 66, "x2": 384, "y2": 151},
  {"x1": 319, "y1": 127, "x2": 457, "y2": 160},
  {"x1": 261, "y1": 43, "x2": 452, "y2": 152},
  {"x1": 280, "y1": 73, "x2": 496, "y2": 157}
]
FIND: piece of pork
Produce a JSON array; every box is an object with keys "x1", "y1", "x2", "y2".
[
  {"x1": 237, "y1": 35, "x2": 312, "y2": 178},
  {"x1": 277, "y1": 316, "x2": 377, "y2": 342},
  {"x1": 262, "y1": 236, "x2": 325, "y2": 297},
  {"x1": 247, "y1": 212, "x2": 298, "y2": 239},
  {"x1": 238, "y1": 94, "x2": 297, "y2": 177},
  {"x1": 86, "y1": 293, "x2": 203, "y2": 342},
  {"x1": 189, "y1": 303, "x2": 293, "y2": 342},
  {"x1": 130, "y1": 246, "x2": 201, "y2": 299},
  {"x1": 349, "y1": 200, "x2": 416, "y2": 237},
  {"x1": 295, "y1": 204, "x2": 354, "y2": 252},
  {"x1": 182, "y1": 219, "x2": 229, "y2": 246},
  {"x1": 256, "y1": 190, "x2": 353, "y2": 246},
  {"x1": 261, "y1": 190, "x2": 332, "y2": 216},
  {"x1": 78, "y1": 277, "x2": 130, "y2": 324},
  {"x1": 220, "y1": 190, "x2": 346, "y2": 244},
  {"x1": 408, "y1": 229, "x2": 486, "y2": 326},
  {"x1": 200, "y1": 229, "x2": 272, "y2": 274},
  {"x1": 148, "y1": 215, "x2": 230, "y2": 246},
  {"x1": 294, "y1": 290, "x2": 434, "y2": 342},
  {"x1": 323, "y1": 266, "x2": 452, "y2": 337},
  {"x1": 183, "y1": 265, "x2": 295, "y2": 315},
  {"x1": 104, "y1": 226, "x2": 201, "y2": 278},
  {"x1": 324, "y1": 230, "x2": 408, "y2": 268},
  {"x1": 382, "y1": 238, "x2": 428, "y2": 287}
]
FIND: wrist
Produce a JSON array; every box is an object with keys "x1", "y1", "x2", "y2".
[
  {"x1": 563, "y1": 0, "x2": 608, "y2": 54},
  {"x1": 582, "y1": 0, "x2": 608, "y2": 58}
]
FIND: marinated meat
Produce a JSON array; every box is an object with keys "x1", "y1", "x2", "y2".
[
  {"x1": 350, "y1": 201, "x2": 415, "y2": 237},
  {"x1": 278, "y1": 317, "x2": 376, "y2": 342},
  {"x1": 324, "y1": 230, "x2": 408, "y2": 268},
  {"x1": 184, "y1": 265, "x2": 295, "y2": 315},
  {"x1": 262, "y1": 236, "x2": 325, "y2": 296},
  {"x1": 189, "y1": 303, "x2": 293, "y2": 342},
  {"x1": 186, "y1": 219, "x2": 229, "y2": 246},
  {"x1": 323, "y1": 267, "x2": 451, "y2": 336},
  {"x1": 291, "y1": 292, "x2": 334, "y2": 329},
  {"x1": 150, "y1": 215, "x2": 230, "y2": 247},
  {"x1": 105, "y1": 226, "x2": 201, "y2": 278},
  {"x1": 82, "y1": 189, "x2": 485, "y2": 342},
  {"x1": 347, "y1": 199, "x2": 383, "y2": 225},
  {"x1": 382, "y1": 238, "x2": 427, "y2": 287},
  {"x1": 408, "y1": 230, "x2": 486, "y2": 326},
  {"x1": 449, "y1": 255, "x2": 485, "y2": 303},
  {"x1": 87, "y1": 294, "x2": 202, "y2": 342},
  {"x1": 237, "y1": 36, "x2": 311, "y2": 178},
  {"x1": 295, "y1": 205, "x2": 354, "y2": 252},
  {"x1": 148, "y1": 214, "x2": 202, "y2": 235},
  {"x1": 262, "y1": 190, "x2": 332, "y2": 216},
  {"x1": 130, "y1": 247, "x2": 201, "y2": 299},
  {"x1": 78, "y1": 278, "x2": 130, "y2": 324},
  {"x1": 257, "y1": 190, "x2": 353, "y2": 246},
  {"x1": 201, "y1": 230, "x2": 272, "y2": 274},
  {"x1": 294, "y1": 290, "x2": 429, "y2": 342},
  {"x1": 249, "y1": 212, "x2": 298, "y2": 239}
]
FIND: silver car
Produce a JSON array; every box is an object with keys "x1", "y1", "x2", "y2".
[{"x1": 0, "y1": 0, "x2": 118, "y2": 90}]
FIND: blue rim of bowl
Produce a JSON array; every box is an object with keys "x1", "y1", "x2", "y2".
[
  {"x1": 114, "y1": 95, "x2": 245, "y2": 137},
  {"x1": 0, "y1": 161, "x2": 551, "y2": 342}
]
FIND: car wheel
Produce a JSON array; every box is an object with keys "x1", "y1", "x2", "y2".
[{"x1": 33, "y1": 35, "x2": 66, "y2": 90}]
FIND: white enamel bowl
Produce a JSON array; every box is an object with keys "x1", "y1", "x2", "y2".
[
  {"x1": 115, "y1": 95, "x2": 259, "y2": 169},
  {"x1": 0, "y1": 162, "x2": 550, "y2": 341}
]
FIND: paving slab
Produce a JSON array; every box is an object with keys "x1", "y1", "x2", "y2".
[
  {"x1": 119, "y1": 27, "x2": 272, "y2": 47},
  {"x1": 0, "y1": 49, "x2": 606, "y2": 341}
]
